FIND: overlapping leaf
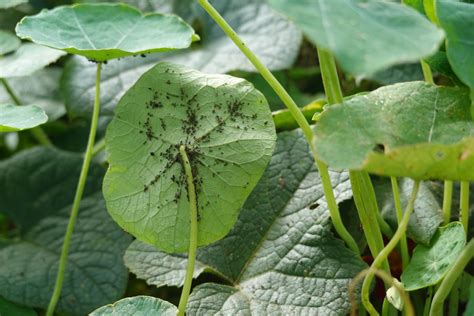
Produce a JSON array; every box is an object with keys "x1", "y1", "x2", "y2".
[
  {"x1": 124, "y1": 129, "x2": 367, "y2": 315},
  {"x1": 0, "y1": 43, "x2": 66, "y2": 78},
  {"x1": 16, "y1": 3, "x2": 197, "y2": 61},
  {"x1": 90, "y1": 296, "x2": 177, "y2": 316},
  {"x1": 0, "y1": 147, "x2": 131, "y2": 315},
  {"x1": 103, "y1": 62, "x2": 276, "y2": 253},
  {"x1": 0, "y1": 30, "x2": 20, "y2": 55},
  {"x1": 0, "y1": 104, "x2": 47, "y2": 132},
  {"x1": 61, "y1": 0, "x2": 302, "y2": 120},
  {"x1": 401, "y1": 222, "x2": 466, "y2": 291},
  {"x1": 438, "y1": 0, "x2": 474, "y2": 88},
  {"x1": 0, "y1": 296, "x2": 36, "y2": 316},
  {"x1": 0, "y1": 0, "x2": 28, "y2": 9},
  {"x1": 314, "y1": 82, "x2": 474, "y2": 180},
  {"x1": 268, "y1": 0, "x2": 444, "y2": 76}
]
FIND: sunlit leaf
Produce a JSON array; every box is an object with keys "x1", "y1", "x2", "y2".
[{"x1": 0, "y1": 104, "x2": 47, "y2": 132}]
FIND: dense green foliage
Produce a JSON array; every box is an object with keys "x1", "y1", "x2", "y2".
[{"x1": 0, "y1": 0, "x2": 473, "y2": 315}]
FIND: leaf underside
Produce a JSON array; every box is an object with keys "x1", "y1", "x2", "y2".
[
  {"x1": 90, "y1": 296, "x2": 177, "y2": 316},
  {"x1": 0, "y1": 104, "x2": 48, "y2": 132},
  {"x1": 103, "y1": 62, "x2": 276, "y2": 253}
]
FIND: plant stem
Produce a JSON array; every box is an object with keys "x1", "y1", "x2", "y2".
[
  {"x1": 46, "y1": 63, "x2": 102, "y2": 316},
  {"x1": 447, "y1": 279, "x2": 460, "y2": 316},
  {"x1": 423, "y1": 287, "x2": 433, "y2": 316},
  {"x1": 317, "y1": 48, "x2": 343, "y2": 104},
  {"x1": 430, "y1": 239, "x2": 474, "y2": 316},
  {"x1": 177, "y1": 145, "x2": 199, "y2": 316},
  {"x1": 197, "y1": 0, "x2": 359, "y2": 255},
  {"x1": 1, "y1": 78, "x2": 52, "y2": 146},
  {"x1": 361, "y1": 180, "x2": 420, "y2": 316},
  {"x1": 391, "y1": 177, "x2": 409, "y2": 268},
  {"x1": 420, "y1": 60, "x2": 434, "y2": 84},
  {"x1": 442, "y1": 181, "x2": 453, "y2": 224},
  {"x1": 91, "y1": 137, "x2": 106, "y2": 157},
  {"x1": 460, "y1": 181, "x2": 469, "y2": 234}
]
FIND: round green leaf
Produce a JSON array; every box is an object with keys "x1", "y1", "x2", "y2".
[
  {"x1": 438, "y1": 0, "x2": 474, "y2": 89},
  {"x1": 90, "y1": 296, "x2": 177, "y2": 316},
  {"x1": 0, "y1": 296, "x2": 36, "y2": 316},
  {"x1": 103, "y1": 62, "x2": 276, "y2": 253},
  {"x1": 314, "y1": 82, "x2": 474, "y2": 180},
  {"x1": 15, "y1": 3, "x2": 197, "y2": 62},
  {"x1": 0, "y1": 0, "x2": 28, "y2": 9},
  {"x1": 0, "y1": 104, "x2": 47, "y2": 132},
  {"x1": 401, "y1": 222, "x2": 466, "y2": 291},
  {"x1": 0, "y1": 43, "x2": 66, "y2": 78},
  {"x1": 0, "y1": 30, "x2": 20, "y2": 55},
  {"x1": 268, "y1": 0, "x2": 444, "y2": 76}
]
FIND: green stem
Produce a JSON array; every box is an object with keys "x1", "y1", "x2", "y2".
[
  {"x1": 460, "y1": 181, "x2": 469, "y2": 234},
  {"x1": 91, "y1": 137, "x2": 106, "y2": 157},
  {"x1": 423, "y1": 287, "x2": 433, "y2": 316},
  {"x1": 420, "y1": 60, "x2": 434, "y2": 84},
  {"x1": 447, "y1": 279, "x2": 460, "y2": 316},
  {"x1": 442, "y1": 181, "x2": 453, "y2": 225},
  {"x1": 430, "y1": 239, "x2": 474, "y2": 316},
  {"x1": 317, "y1": 48, "x2": 343, "y2": 104},
  {"x1": 46, "y1": 63, "x2": 102, "y2": 316},
  {"x1": 1, "y1": 78, "x2": 52, "y2": 146},
  {"x1": 361, "y1": 180, "x2": 420, "y2": 316},
  {"x1": 391, "y1": 177, "x2": 410, "y2": 268},
  {"x1": 197, "y1": 0, "x2": 359, "y2": 255},
  {"x1": 177, "y1": 145, "x2": 199, "y2": 316}
]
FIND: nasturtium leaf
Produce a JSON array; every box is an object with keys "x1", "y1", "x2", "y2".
[
  {"x1": 401, "y1": 222, "x2": 466, "y2": 291},
  {"x1": 403, "y1": 0, "x2": 425, "y2": 14},
  {"x1": 314, "y1": 82, "x2": 474, "y2": 180},
  {"x1": 0, "y1": 68, "x2": 65, "y2": 120},
  {"x1": 0, "y1": 296, "x2": 36, "y2": 316},
  {"x1": 358, "y1": 63, "x2": 423, "y2": 86},
  {"x1": 0, "y1": 147, "x2": 132, "y2": 315},
  {"x1": 268, "y1": 0, "x2": 444, "y2": 76},
  {"x1": 0, "y1": 104, "x2": 47, "y2": 132},
  {"x1": 61, "y1": 0, "x2": 302, "y2": 120},
  {"x1": 0, "y1": 147, "x2": 104, "y2": 230},
  {"x1": 0, "y1": 30, "x2": 20, "y2": 55},
  {"x1": 438, "y1": 0, "x2": 474, "y2": 88},
  {"x1": 0, "y1": 0, "x2": 28, "y2": 9},
  {"x1": 124, "y1": 129, "x2": 367, "y2": 315},
  {"x1": 376, "y1": 178, "x2": 443, "y2": 245},
  {"x1": 103, "y1": 62, "x2": 276, "y2": 253},
  {"x1": 15, "y1": 3, "x2": 197, "y2": 62},
  {"x1": 425, "y1": 51, "x2": 464, "y2": 86},
  {"x1": 90, "y1": 296, "x2": 177, "y2": 316},
  {"x1": 0, "y1": 43, "x2": 66, "y2": 78}
]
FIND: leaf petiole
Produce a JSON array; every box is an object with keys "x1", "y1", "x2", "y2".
[
  {"x1": 177, "y1": 145, "x2": 199, "y2": 316},
  {"x1": 46, "y1": 62, "x2": 103, "y2": 316}
]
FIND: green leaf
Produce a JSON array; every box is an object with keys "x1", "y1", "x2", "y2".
[
  {"x1": 124, "y1": 129, "x2": 367, "y2": 315},
  {"x1": 0, "y1": 43, "x2": 66, "y2": 78},
  {"x1": 314, "y1": 82, "x2": 474, "y2": 180},
  {"x1": 0, "y1": 104, "x2": 47, "y2": 132},
  {"x1": 0, "y1": 0, "x2": 28, "y2": 9},
  {"x1": 16, "y1": 3, "x2": 197, "y2": 62},
  {"x1": 0, "y1": 68, "x2": 66, "y2": 120},
  {"x1": 401, "y1": 222, "x2": 466, "y2": 291},
  {"x1": 103, "y1": 62, "x2": 276, "y2": 253},
  {"x1": 0, "y1": 147, "x2": 105, "y2": 230},
  {"x1": 61, "y1": 0, "x2": 302, "y2": 120},
  {"x1": 0, "y1": 296, "x2": 36, "y2": 316},
  {"x1": 0, "y1": 147, "x2": 132, "y2": 315},
  {"x1": 403, "y1": 0, "x2": 426, "y2": 14},
  {"x1": 358, "y1": 63, "x2": 423, "y2": 86},
  {"x1": 0, "y1": 30, "x2": 20, "y2": 55},
  {"x1": 376, "y1": 179, "x2": 443, "y2": 245},
  {"x1": 268, "y1": 0, "x2": 444, "y2": 76},
  {"x1": 90, "y1": 296, "x2": 177, "y2": 316},
  {"x1": 425, "y1": 51, "x2": 464, "y2": 85},
  {"x1": 438, "y1": 0, "x2": 474, "y2": 88}
]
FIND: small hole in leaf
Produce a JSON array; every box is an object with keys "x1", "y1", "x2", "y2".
[{"x1": 309, "y1": 203, "x2": 319, "y2": 210}]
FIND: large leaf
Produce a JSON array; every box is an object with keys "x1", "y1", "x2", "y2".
[
  {"x1": 0, "y1": 0, "x2": 28, "y2": 9},
  {"x1": 438, "y1": 0, "x2": 474, "y2": 88},
  {"x1": 0, "y1": 147, "x2": 104, "y2": 230},
  {"x1": 268, "y1": 0, "x2": 444, "y2": 76},
  {"x1": 90, "y1": 296, "x2": 177, "y2": 316},
  {"x1": 375, "y1": 178, "x2": 443, "y2": 244},
  {"x1": 0, "y1": 43, "x2": 66, "y2": 78},
  {"x1": 0, "y1": 68, "x2": 65, "y2": 120},
  {"x1": 103, "y1": 62, "x2": 276, "y2": 253},
  {"x1": 401, "y1": 222, "x2": 466, "y2": 291},
  {"x1": 61, "y1": 0, "x2": 302, "y2": 120},
  {"x1": 0, "y1": 30, "x2": 20, "y2": 55},
  {"x1": 0, "y1": 147, "x2": 132, "y2": 315},
  {"x1": 124, "y1": 129, "x2": 367, "y2": 315},
  {"x1": 16, "y1": 3, "x2": 197, "y2": 62},
  {"x1": 314, "y1": 82, "x2": 474, "y2": 180},
  {"x1": 0, "y1": 104, "x2": 47, "y2": 132}
]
